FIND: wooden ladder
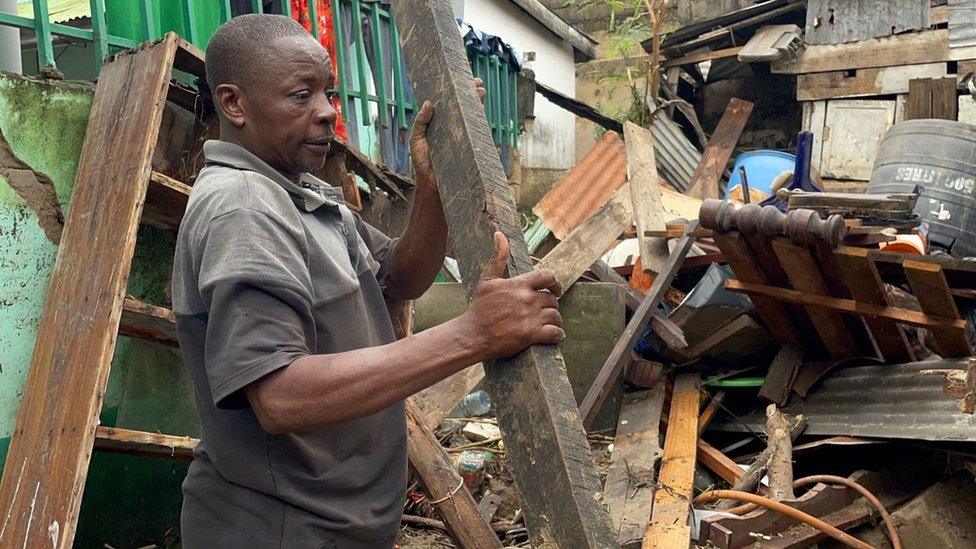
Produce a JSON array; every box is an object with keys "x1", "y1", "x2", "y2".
[{"x1": 0, "y1": 33, "x2": 204, "y2": 548}]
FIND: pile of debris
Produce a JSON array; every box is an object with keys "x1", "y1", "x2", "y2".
[{"x1": 397, "y1": 2, "x2": 976, "y2": 547}]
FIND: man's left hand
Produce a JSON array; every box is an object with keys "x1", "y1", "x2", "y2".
[{"x1": 410, "y1": 78, "x2": 487, "y2": 187}]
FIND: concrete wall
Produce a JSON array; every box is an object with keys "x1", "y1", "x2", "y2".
[
  {"x1": 463, "y1": 0, "x2": 577, "y2": 174},
  {"x1": 0, "y1": 72, "x2": 197, "y2": 547}
]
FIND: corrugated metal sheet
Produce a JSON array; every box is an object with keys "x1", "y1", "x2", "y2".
[
  {"x1": 532, "y1": 131, "x2": 628, "y2": 239},
  {"x1": 17, "y1": 0, "x2": 89, "y2": 23},
  {"x1": 712, "y1": 359, "x2": 976, "y2": 442},
  {"x1": 649, "y1": 104, "x2": 700, "y2": 193},
  {"x1": 950, "y1": 0, "x2": 976, "y2": 49},
  {"x1": 805, "y1": 0, "x2": 930, "y2": 45}
]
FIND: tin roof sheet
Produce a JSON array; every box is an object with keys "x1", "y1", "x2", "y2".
[
  {"x1": 532, "y1": 130, "x2": 628, "y2": 240},
  {"x1": 805, "y1": 0, "x2": 930, "y2": 45},
  {"x1": 17, "y1": 0, "x2": 88, "y2": 24},
  {"x1": 712, "y1": 359, "x2": 976, "y2": 442}
]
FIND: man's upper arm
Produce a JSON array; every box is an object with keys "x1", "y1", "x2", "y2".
[{"x1": 197, "y1": 207, "x2": 315, "y2": 408}]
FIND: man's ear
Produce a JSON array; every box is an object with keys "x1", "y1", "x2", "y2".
[{"x1": 215, "y1": 83, "x2": 246, "y2": 127}]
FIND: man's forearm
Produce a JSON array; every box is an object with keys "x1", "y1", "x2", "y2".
[
  {"x1": 246, "y1": 314, "x2": 483, "y2": 434},
  {"x1": 385, "y1": 181, "x2": 448, "y2": 300}
]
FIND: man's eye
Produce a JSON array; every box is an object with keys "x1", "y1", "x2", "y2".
[
  {"x1": 293, "y1": 91, "x2": 311, "y2": 100},
  {"x1": 325, "y1": 89, "x2": 339, "y2": 101}
]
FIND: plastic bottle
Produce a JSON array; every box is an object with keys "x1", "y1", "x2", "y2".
[{"x1": 455, "y1": 390, "x2": 492, "y2": 417}]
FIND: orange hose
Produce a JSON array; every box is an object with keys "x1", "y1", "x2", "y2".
[
  {"x1": 720, "y1": 475, "x2": 900, "y2": 549},
  {"x1": 695, "y1": 490, "x2": 875, "y2": 549}
]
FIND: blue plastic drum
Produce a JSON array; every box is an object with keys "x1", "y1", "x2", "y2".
[{"x1": 725, "y1": 150, "x2": 796, "y2": 201}]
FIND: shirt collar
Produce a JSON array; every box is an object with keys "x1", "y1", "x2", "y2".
[{"x1": 202, "y1": 140, "x2": 345, "y2": 212}]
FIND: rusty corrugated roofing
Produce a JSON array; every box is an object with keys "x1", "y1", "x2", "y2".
[
  {"x1": 532, "y1": 131, "x2": 628, "y2": 239},
  {"x1": 712, "y1": 359, "x2": 976, "y2": 442}
]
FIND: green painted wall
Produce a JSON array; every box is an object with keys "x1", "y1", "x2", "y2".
[{"x1": 0, "y1": 72, "x2": 198, "y2": 548}]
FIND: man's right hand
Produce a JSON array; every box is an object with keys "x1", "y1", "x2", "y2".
[{"x1": 458, "y1": 232, "x2": 565, "y2": 359}]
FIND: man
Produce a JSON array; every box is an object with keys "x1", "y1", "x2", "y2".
[{"x1": 172, "y1": 14, "x2": 564, "y2": 548}]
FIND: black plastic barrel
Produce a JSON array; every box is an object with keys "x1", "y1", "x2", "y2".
[{"x1": 868, "y1": 119, "x2": 976, "y2": 257}]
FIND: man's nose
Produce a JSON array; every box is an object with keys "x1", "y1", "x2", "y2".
[{"x1": 314, "y1": 94, "x2": 338, "y2": 126}]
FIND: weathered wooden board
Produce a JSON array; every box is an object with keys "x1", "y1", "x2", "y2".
[
  {"x1": 769, "y1": 238, "x2": 858, "y2": 359},
  {"x1": 119, "y1": 297, "x2": 178, "y2": 347},
  {"x1": 143, "y1": 171, "x2": 190, "y2": 229},
  {"x1": 685, "y1": 98, "x2": 754, "y2": 200},
  {"x1": 773, "y1": 29, "x2": 976, "y2": 75},
  {"x1": 644, "y1": 374, "x2": 700, "y2": 548},
  {"x1": 906, "y1": 77, "x2": 959, "y2": 120},
  {"x1": 412, "y1": 364, "x2": 486, "y2": 429},
  {"x1": 903, "y1": 260, "x2": 972, "y2": 358},
  {"x1": 0, "y1": 35, "x2": 180, "y2": 548},
  {"x1": 536, "y1": 187, "x2": 632, "y2": 295},
  {"x1": 406, "y1": 402, "x2": 503, "y2": 548},
  {"x1": 93, "y1": 426, "x2": 197, "y2": 462},
  {"x1": 712, "y1": 232, "x2": 804, "y2": 348},
  {"x1": 725, "y1": 279, "x2": 969, "y2": 330},
  {"x1": 796, "y1": 63, "x2": 948, "y2": 101},
  {"x1": 833, "y1": 247, "x2": 915, "y2": 364},
  {"x1": 604, "y1": 387, "x2": 666, "y2": 548},
  {"x1": 391, "y1": 1, "x2": 616, "y2": 546},
  {"x1": 623, "y1": 122, "x2": 669, "y2": 274}
]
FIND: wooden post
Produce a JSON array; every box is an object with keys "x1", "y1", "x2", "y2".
[
  {"x1": 391, "y1": 1, "x2": 616, "y2": 546},
  {"x1": 685, "y1": 98, "x2": 754, "y2": 200}
]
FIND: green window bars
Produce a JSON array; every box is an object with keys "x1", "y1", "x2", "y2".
[{"x1": 0, "y1": 0, "x2": 517, "y2": 148}]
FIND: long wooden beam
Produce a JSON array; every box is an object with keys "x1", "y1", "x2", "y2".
[
  {"x1": 391, "y1": 1, "x2": 616, "y2": 545},
  {"x1": 725, "y1": 279, "x2": 969, "y2": 330}
]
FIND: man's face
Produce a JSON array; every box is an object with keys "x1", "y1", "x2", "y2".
[{"x1": 220, "y1": 35, "x2": 338, "y2": 177}]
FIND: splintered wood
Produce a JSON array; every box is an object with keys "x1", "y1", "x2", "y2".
[
  {"x1": 644, "y1": 374, "x2": 700, "y2": 549},
  {"x1": 604, "y1": 387, "x2": 666, "y2": 548},
  {"x1": 391, "y1": 0, "x2": 616, "y2": 545}
]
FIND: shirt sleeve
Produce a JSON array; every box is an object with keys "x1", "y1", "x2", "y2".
[
  {"x1": 197, "y1": 207, "x2": 315, "y2": 409},
  {"x1": 353, "y1": 213, "x2": 398, "y2": 287}
]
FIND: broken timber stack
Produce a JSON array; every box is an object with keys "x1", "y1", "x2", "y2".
[
  {"x1": 700, "y1": 199, "x2": 972, "y2": 394},
  {"x1": 391, "y1": 0, "x2": 617, "y2": 546}
]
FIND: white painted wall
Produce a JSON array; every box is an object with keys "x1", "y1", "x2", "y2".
[{"x1": 461, "y1": 0, "x2": 577, "y2": 170}]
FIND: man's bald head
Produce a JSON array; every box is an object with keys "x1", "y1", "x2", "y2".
[{"x1": 205, "y1": 13, "x2": 318, "y2": 91}]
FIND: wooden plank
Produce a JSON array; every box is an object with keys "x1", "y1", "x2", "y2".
[
  {"x1": 903, "y1": 260, "x2": 973, "y2": 358},
  {"x1": 623, "y1": 121, "x2": 669, "y2": 274},
  {"x1": 589, "y1": 260, "x2": 688, "y2": 349},
  {"x1": 769, "y1": 238, "x2": 858, "y2": 359},
  {"x1": 0, "y1": 35, "x2": 180, "y2": 548},
  {"x1": 712, "y1": 232, "x2": 804, "y2": 348},
  {"x1": 644, "y1": 374, "x2": 700, "y2": 549},
  {"x1": 93, "y1": 426, "x2": 197, "y2": 461},
  {"x1": 906, "y1": 78, "x2": 935, "y2": 119},
  {"x1": 932, "y1": 77, "x2": 959, "y2": 120},
  {"x1": 536, "y1": 187, "x2": 632, "y2": 295},
  {"x1": 413, "y1": 364, "x2": 486, "y2": 429},
  {"x1": 391, "y1": 1, "x2": 615, "y2": 545},
  {"x1": 143, "y1": 171, "x2": 190, "y2": 229},
  {"x1": 173, "y1": 36, "x2": 206, "y2": 78},
  {"x1": 725, "y1": 279, "x2": 969, "y2": 331},
  {"x1": 663, "y1": 46, "x2": 743, "y2": 68},
  {"x1": 796, "y1": 63, "x2": 948, "y2": 101},
  {"x1": 669, "y1": 315, "x2": 773, "y2": 363},
  {"x1": 119, "y1": 297, "x2": 178, "y2": 347},
  {"x1": 604, "y1": 387, "x2": 666, "y2": 548},
  {"x1": 759, "y1": 344, "x2": 803, "y2": 406},
  {"x1": 579, "y1": 223, "x2": 699, "y2": 429},
  {"x1": 833, "y1": 247, "x2": 915, "y2": 364},
  {"x1": 697, "y1": 440, "x2": 743, "y2": 486},
  {"x1": 685, "y1": 98, "x2": 754, "y2": 200},
  {"x1": 698, "y1": 391, "x2": 725, "y2": 435},
  {"x1": 773, "y1": 29, "x2": 976, "y2": 75},
  {"x1": 406, "y1": 402, "x2": 503, "y2": 548},
  {"x1": 392, "y1": 301, "x2": 502, "y2": 548}
]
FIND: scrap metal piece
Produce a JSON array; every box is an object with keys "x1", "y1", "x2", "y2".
[{"x1": 738, "y1": 24, "x2": 804, "y2": 62}]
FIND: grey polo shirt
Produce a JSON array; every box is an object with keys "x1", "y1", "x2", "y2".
[{"x1": 172, "y1": 140, "x2": 406, "y2": 548}]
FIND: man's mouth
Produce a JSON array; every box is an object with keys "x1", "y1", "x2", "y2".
[{"x1": 303, "y1": 139, "x2": 332, "y2": 152}]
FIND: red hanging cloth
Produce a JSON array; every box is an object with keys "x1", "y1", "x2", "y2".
[{"x1": 292, "y1": 0, "x2": 348, "y2": 141}]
